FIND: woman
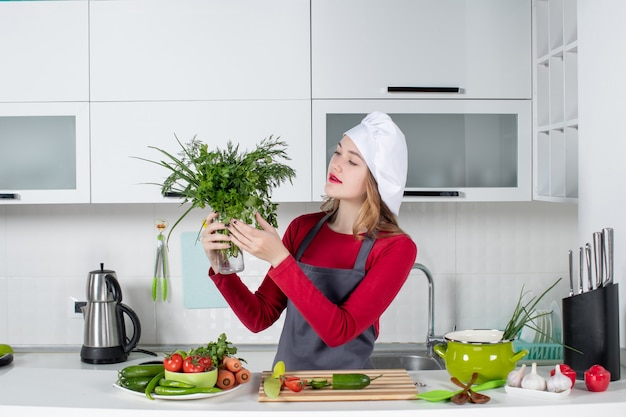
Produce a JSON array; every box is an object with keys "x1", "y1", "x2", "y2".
[{"x1": 201, "y1": 112, "x2": 417, "y2": 370}]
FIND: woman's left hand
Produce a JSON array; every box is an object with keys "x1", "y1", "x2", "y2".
[{"x1": 227, "y1": 212, "x2": 290, "y2": 267}]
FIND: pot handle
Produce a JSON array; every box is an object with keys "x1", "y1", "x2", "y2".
[
  {"x1": 510, "y1": 349, "x2": 529, "y2": 364},
  {"x1": 117, "y1": 303, "x2": 142, "y2": 354},
  {"x1": 433, "y1": 343, "x2": 447, "y2": 359}
]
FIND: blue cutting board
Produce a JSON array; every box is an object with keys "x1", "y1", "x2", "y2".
[{"x1": 180, "y1": 232, "x2": 228, "y2": 308}]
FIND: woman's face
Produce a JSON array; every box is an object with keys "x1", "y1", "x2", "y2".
[{"x1": 325, "y1": 135, "x2": 369, "y2": 205}]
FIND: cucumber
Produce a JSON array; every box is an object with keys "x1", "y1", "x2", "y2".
[
  {"x1": 309, "y1": 378, "x2": 330, "y2": 389},
  {"x1": 119, "y1": 364, "x2": 164, "y2": 379},
  {"x1": 119, "y1": 376, "x2": 153, "y2": 392},
  {"x1": 332, "y1": 373, "x2": 382, "y2": 390}
]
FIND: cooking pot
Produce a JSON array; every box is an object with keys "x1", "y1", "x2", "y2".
[{"x1": 433, "y1": 329, "x2": 528, "y2": 384}]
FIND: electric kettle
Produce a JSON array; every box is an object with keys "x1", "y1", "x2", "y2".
[{"x1": 80, "y1": 263, "x2": 142, "y2": 364}]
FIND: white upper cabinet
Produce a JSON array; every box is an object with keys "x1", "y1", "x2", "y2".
[
  {"x1": 90, "y1": 100, "x2": 311, "y2": 204},
  {"x1": 0, "y1": 102, "x2": 91, "y2": 204},
  {"x1": 312, "y1": 0, "x2": 531, "y2": 100},
  {"x1": 90, "y1": 0, "x2": 310, "y2": 101},
  {"x1": 313, "y1": 100, "x2": 532, "y2": 202},
  {"x1": 0, "y1": 1, "x2": 89, "y2": 102}
]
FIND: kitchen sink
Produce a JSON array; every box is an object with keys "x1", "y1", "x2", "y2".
[{"x1": 370, "y1": 353, "x2": 444, "y2": 370}]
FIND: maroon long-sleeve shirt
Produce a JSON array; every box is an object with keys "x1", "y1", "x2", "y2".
[{"x1": 209, "y1": 211, "x2": 417, "y2": 347}]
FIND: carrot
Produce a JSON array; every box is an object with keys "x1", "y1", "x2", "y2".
[
  {"x1": 216, "y1": 369, "x2": 236, "y2": 390},
  {"x1": 235, "y1": 367, "x2": 251, "y2": 384},
  {"x1": 223, "y1": 356, "x2": 242, "y2": 373}
]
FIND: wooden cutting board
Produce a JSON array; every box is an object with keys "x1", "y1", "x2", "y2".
[{"x1": 258, "y1": 368, "x2": 418, "y2": 402}]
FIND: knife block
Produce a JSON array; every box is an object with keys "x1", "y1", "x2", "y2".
[{"x1": 562, "y1": 283, "x2": 620, "y2": 381}]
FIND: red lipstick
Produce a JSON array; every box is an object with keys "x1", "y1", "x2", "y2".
[{"x1": 328, "y1": 174, "x2": 342, "y2": 184}]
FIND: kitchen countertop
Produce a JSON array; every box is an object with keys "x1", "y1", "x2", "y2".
[{"x1": 1, "y1": 348, "x2": 625, "y2": 417}]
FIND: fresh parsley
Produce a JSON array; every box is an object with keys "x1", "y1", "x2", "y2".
[
  {"x1": 192, "y1": 333, "x2": 241, "y2": 368},
  {"x1": 137, "y1": 134, "x2": 296, "y2": 255}
]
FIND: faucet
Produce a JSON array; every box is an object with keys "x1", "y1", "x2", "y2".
[{"x1": 412, "y1": 263, "x2": 446, "y2": 363}]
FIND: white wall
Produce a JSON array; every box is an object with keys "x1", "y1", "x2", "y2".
[
  {"x1": 0, "y1": 201, "x2": 577, "y2": 349},
  {"x1": 578, "y1": 0, "x2": 626, "y2": 346}
]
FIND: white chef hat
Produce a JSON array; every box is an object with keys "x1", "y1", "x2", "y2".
[{"x1": 344, "y1": 111, "x2": 407, "y2": 216}]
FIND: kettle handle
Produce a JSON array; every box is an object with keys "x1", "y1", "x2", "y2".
[
  {"x1": 117, "y1": 303, "x2": 141, "y2": 355},
  {"x1": 105, "y1": 274, "x2": 123, "y2": 302}
]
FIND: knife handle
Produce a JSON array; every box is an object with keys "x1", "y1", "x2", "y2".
[
  {"x1": 578, "y1": 247, "x2": 584, "y2": 294},
  {"x1": 568, "y1": 249, "x2": 574, "y2": 296},
  {"x1": 585, "y1": 243, "x2": 593, "y2": 291},
  {"x1": 602, "y1": 228, "x2": 614, "y2": 285},
  {"x1": 593, "y1": 232, "x2": 604, "y2": 289}
]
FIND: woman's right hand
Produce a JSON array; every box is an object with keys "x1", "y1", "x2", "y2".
[{"x1": 200, "y1": 212, "x2": 232, "y2": 272}]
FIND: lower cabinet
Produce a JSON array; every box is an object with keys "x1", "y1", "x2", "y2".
[{"x1": 90, "y1": 101, "x2": 311, "y2": 204}]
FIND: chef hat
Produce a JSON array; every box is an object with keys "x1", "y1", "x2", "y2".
[{"x1": 344, "y1": 112, "x2": 407, "y2": 216}]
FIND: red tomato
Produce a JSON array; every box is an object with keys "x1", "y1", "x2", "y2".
[
  {"x1": 163, "y1": 353, "x2": 183, "y2": 372},
  {"x1": 198, "y1": 355, "x2": 213, "y2": 371},
  {"x1": 182, "y1": 355, "x2": 206, "y2": 373},
  {"x1": 550, "y1": 363, "x2": 577, "y2": 388},
  {"x1": 282, "y1": 376, "x2": 305, "y2": 392},
  {"x1": 584, "y1": 364, "x2": 611, "y2": 392}
]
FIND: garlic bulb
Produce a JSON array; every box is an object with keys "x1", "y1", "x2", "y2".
[
  {"x1": 506, "y1": 363, "x2": 526, "y2": 387},
  {"x1": 521, "y1": 362, "x2": 547, "y2": 391},
  {"x1": 547, "y1": 364, "x2": 571, "y2": 393}
]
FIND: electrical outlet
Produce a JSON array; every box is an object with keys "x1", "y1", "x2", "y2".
[
  {"x1": 75, "y1": 301, "x2": 87, "y2": 313},
  {"x1": 69, "y1": 297, "x2": 86, "y2": 319}
]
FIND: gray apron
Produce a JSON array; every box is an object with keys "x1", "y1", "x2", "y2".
[{"x1": 274, "y1": 213, "x2": 377, "y2": 370}]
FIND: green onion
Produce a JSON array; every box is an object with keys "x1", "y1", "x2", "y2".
[{"x1": 502, "y1": 277, "x2": 562, "y2": 341}]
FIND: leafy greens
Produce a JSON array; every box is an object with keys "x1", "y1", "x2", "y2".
[{"x1": 137, "y1": 134, "x2": 296, "y2": 252}]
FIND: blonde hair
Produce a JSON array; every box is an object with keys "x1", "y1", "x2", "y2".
[{"x1": 320, "y1": 171, "x2": 406, "y2": 239}]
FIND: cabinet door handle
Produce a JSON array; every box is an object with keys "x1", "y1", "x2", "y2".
[
  {"x1": 404, "y1": 191, "x2": 460, "y2": 197},
  {"x1": 163, "y1": 192, "x2": 183, "y2": 198},
  {"x1": 0, "y1": 193, "x2": 20, "y2": 200},
  {"x1": 387, "y1": 86, "x2": 461, "y2": 93}
]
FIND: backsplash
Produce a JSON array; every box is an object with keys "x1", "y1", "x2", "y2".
[{"x1": 0, "y1": 201, "x2": 577, "y2": 348}]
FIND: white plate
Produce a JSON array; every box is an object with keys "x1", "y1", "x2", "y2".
[
  {"x1": 519, "y1": 311, "x2": 537, "y2": 343},
  {"x1": 539, "y1": 311, "x2": 551, "y2": 344},
  {"x1": 533, "y1": 310, "x2": 551, "y2": 344},
  {"x1": 533, "y1": 313, "x2": 543, "y2": 344},
  {"x1": 505, "y1": 384, "x2": 571, "y2": 399},
  {"x1": 113, "y1": 382, "x2": 242, "y2": 400},
  {"x1": 550, "y1": 300, "x2": 562, "y2": 343},
  {"x1": 544, "y1": 313, "x2": 552, "y2": 343}
]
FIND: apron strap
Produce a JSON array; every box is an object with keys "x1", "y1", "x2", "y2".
[
  {"x1": 294, "y1": 213, "x2": 332, "y2": 261},
  {"x1": 353, "y1": 236, "x2": 375, "y2": 273}
]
